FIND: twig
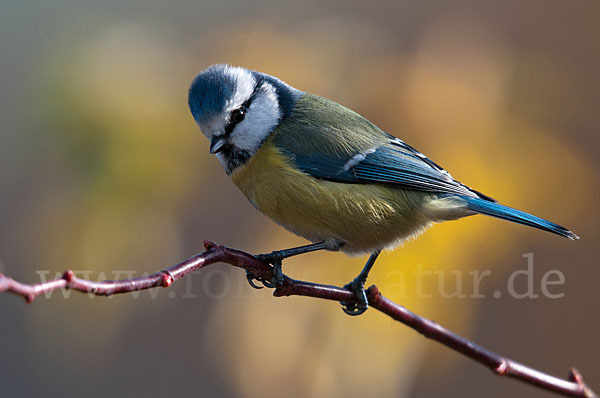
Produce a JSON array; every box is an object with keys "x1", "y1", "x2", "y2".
[{"x1": 0, "y1": 241, "x2": 595, "y2": 397}]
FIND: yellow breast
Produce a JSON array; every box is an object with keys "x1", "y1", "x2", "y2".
[{"x1": 231, "y1": 142, "x2": 433, "y2": 254}]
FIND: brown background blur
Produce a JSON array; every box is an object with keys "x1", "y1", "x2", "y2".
[{"x1": 0, "y1": 0, "x2": 598, "y2": 397}]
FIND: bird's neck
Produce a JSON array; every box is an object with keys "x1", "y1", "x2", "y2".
[{"x1": 216, "y1": 145, "x2": 253, "y2": 175}]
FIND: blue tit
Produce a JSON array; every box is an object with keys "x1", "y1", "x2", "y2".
[{"x1": 187, "y1": 64, "x2": 577, "y2": 315}]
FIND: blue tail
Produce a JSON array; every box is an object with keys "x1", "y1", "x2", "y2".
[{"x1": 461, "y1": 196, "x2": 578, "y2": 240}]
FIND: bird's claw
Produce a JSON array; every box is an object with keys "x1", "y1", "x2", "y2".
[
  {"x1": 245, "y1": 254, "x2": 284, "y2": 289},
  {"x1": 340, "y1": 279, "x2": 369, "y2": 316},
  {"x1": 246, "y1": 270, "x2": 264, "y2": 289}
]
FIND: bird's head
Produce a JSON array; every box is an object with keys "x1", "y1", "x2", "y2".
[{"x1": 188, "y1": 64, "x2": 301, "y2": 173}]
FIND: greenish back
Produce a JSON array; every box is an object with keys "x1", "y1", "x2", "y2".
[{"x1": 272, "y1": 94, "x2": 388, "y2": 158}]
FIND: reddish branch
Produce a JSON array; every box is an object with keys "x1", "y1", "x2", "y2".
[{"x1": 0, "y1": 241, "x2": 596, "y2": 398}]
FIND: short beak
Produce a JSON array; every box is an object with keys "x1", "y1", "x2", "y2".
[{"x1": 209, "y1": 136, "x2": 227, "y2": 154}]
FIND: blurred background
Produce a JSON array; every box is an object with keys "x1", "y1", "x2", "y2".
[{"x1": 0, "y1": 0, "x2": 598, "y2": 396}]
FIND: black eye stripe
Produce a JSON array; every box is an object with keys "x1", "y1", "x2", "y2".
[{"x1": 224, "y1": 84, "x2": 261, "y2": 136}]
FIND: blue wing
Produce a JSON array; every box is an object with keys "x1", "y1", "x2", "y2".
[
  {"x1": 273, "y1": 93, "x2": 493, "y2": 200},
  {"x1": 281, "y1": 134, "x2": 494, "y2": 200}
]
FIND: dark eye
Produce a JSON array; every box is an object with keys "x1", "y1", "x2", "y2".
[{"x1": 230, "y1": 108, "x2": 246, "y2": 124}]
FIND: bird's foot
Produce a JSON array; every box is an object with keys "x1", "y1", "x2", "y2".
[
  {"x1": 245, "y1": 270, "x2": 265, "y2": 289},
  {"x1": 340, "y1": 277, "x2": 369, "y2": 316},
  {"x1": 246, "y1": 253, "x2": 284, "y2": 289}
]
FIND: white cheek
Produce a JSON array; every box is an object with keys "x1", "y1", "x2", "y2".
[{"x1": 230, "y1": 84, "x2": 281, "y2": 152}]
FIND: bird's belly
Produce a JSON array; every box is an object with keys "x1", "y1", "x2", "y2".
[{"x1": 231, "y1": 145, "x2": 434, "y2": 254}]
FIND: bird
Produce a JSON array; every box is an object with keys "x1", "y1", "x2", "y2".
[{"x1": 187, "y1": 64, "x2": 577, "y2": 315}]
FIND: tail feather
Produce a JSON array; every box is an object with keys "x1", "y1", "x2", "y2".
[{"x1": 461, "y1": 196, "x2": 578, "y2": 240}]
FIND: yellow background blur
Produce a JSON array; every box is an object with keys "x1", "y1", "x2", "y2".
[{"x1": 0, "y1": 1, "x2": 598, "y2": 397}]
